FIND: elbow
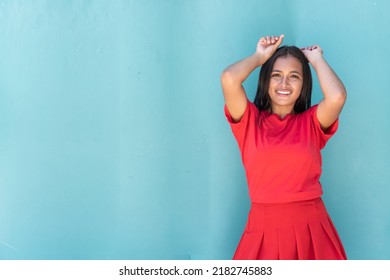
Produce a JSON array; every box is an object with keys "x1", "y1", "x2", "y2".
[
  {"x1": 338, "y1": 88, "x2": 347, "y2": 104},
  {"x1": 221, "y1": 68, "x2": 241, "y2": 87},
  {"x1": 220, "y1": 69, "x2": 234, "y2": 85},
  {"x1": 329, "y1": 89, "x2": 347, "y2": 107}
]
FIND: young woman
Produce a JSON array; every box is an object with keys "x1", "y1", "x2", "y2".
[{"x1": 221, "y1": 34, "x2": 347, "y2": 260}]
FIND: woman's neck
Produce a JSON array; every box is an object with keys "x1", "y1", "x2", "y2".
[{"x1": 270, "y1": 105, "x2": 295, "y2": 119}]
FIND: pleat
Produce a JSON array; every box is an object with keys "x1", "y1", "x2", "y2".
[
  {"x1": 294, "y1": 223, "x2": 315, "y2": 259},
  {"x1": 233, "y1": 198, "x2": 347, "y2": 260},
  {"x1": 310, "y1": 201, "x2": 347, "y2": 259},
  {"x1": 318, "y1": 216, "x2": 347, "y2": 259},
  {"x1": 258, "y1": 227, "x2": 279, "y2": 259},
  {"x1": 278, "y1": 225, "x2": 298, "y2": 259},
  {"x1": 233, "y1": 231, "x2": 264, "y2": 259},
  {"x1": 307, "y1": 221, "x2": 321, "y2": 259},
  {"x1": 233, "y1": 206, "x2": 266, "y2": 260},
  {"x1": 306, "y1": 220, "x2": 343, "y2": 259},
  {"x1": 325, "y1": 216, "x2": 347, "y2": 258}
]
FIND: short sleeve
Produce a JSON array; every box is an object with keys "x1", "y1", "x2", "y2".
[
  {"x1": 224, "y1": 99, "x2": 258, "y2": 148},
  {"x1": 310, "y1": 105, "x2": 339, "y2": 149},
  {"x1": 224, "y1": 99, "x2": 250, "y2": 124}
]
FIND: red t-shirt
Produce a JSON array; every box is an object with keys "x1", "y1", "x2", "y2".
[{"x1": 225, "y1": 100, "x2": 338, "y2": 203}]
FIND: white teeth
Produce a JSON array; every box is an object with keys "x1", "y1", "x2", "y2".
[{"x1": 277, "y1": 90, "x2": 291, "y2": 95}]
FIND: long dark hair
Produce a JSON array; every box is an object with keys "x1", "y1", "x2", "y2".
[{"x1": 254, "y1": 46, "x2": 312, "y2": 114}]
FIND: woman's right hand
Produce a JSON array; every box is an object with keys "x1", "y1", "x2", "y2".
[
  {"x1": 256, "y1": 34, "x2": 284, "y2": 64},
  {"x1": 221, "y1": 34, "x2": 284, "y2": 122}
]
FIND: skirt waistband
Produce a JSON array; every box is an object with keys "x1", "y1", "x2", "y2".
[
  {"x1": 248, "y1": 197, "x2": 328, "y2": 228},
  {"x1": 251, "y1": 197, "x2": 322, "y2": 208}
]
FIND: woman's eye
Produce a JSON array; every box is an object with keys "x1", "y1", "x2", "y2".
[
  {"x1": 271, "y1": 73, "x2": 281, "y2": 78},
  {"x1": 290, "y1": 75, "x2": 300, "y2": 79}
]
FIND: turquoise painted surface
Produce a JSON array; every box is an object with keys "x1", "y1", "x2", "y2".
[{"x1": 0, "y1": 0, "x2": 388, "y2": 259}]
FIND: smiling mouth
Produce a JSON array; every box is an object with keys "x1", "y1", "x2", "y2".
[{"x1": 276, "y1": 90, "x2": 292, "y2": 95}]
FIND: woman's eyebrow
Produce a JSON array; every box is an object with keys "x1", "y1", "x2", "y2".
[{"x1": 272, "y1": 69, "x2": 302, "y2": 75}]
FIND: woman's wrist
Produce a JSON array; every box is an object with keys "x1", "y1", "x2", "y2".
[
  {"x1": 309, "y1": 55, "x2": 327, "y2": 70},
  {"x1": 253, "y1": 52, "x2": 267, "y2": 67}
]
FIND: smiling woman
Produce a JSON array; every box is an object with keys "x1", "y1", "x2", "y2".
[
  {"x1": 266, "y1": 56, "x2": 303, "y2": 118},
  {"x1": 221, "y1": 34, "x2": 347, "y2": 260},
  {"x1": 254, "y1": 44, "x2": 313, "y2": 120}
]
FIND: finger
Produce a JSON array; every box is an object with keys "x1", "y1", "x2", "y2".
[
  {"x1": 260, "y1": 35, "x2": 284, "y2": 46},
  {"x1": 274, "y1": 34, "x2": 284, "y2": 47},
  {"x1": 259, "y1": 37, "x2": 268, "y2": 46},
  {"x1": 300, "y1": 46, "x2": 313, "y2": 51},
  {"x1": 271, "y1": 35, "x2": 281, "y2": 44}
]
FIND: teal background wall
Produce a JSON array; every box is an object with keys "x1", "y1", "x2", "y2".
[{"x1": 0, "y1": 0, "x2": 388, "y2": 260}]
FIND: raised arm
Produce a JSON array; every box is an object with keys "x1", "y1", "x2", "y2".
[
  {"x1": 301, "y1": 45, "x2": 347, "y2": 130},
  {"x1": 221, "y1": 35, "x2": 284, "y2": 122}
]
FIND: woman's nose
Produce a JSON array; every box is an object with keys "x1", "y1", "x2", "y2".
[{"x1": 280, "y1": 76, "x2": 289, "y2": 86}]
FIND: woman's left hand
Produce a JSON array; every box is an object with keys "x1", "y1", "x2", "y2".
[
  {"x1": 301, "y1": 44, "x2": 347, "y2": 131},
  {"x1": 300, "y1": 45, "x2": 323, "y2": 65}
]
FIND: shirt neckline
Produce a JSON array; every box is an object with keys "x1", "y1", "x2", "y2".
[{"x1": 265, "y1": 111, "x2": 295, "y2": 121}]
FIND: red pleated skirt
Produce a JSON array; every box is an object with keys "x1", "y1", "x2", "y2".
[{"x1": 233, "y1": 198, "x2": 347, "y2": 260}]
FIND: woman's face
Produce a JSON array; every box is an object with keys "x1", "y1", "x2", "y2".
[{"x1": 268, "y1": 55, "x2": 303, "y2": 113}]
